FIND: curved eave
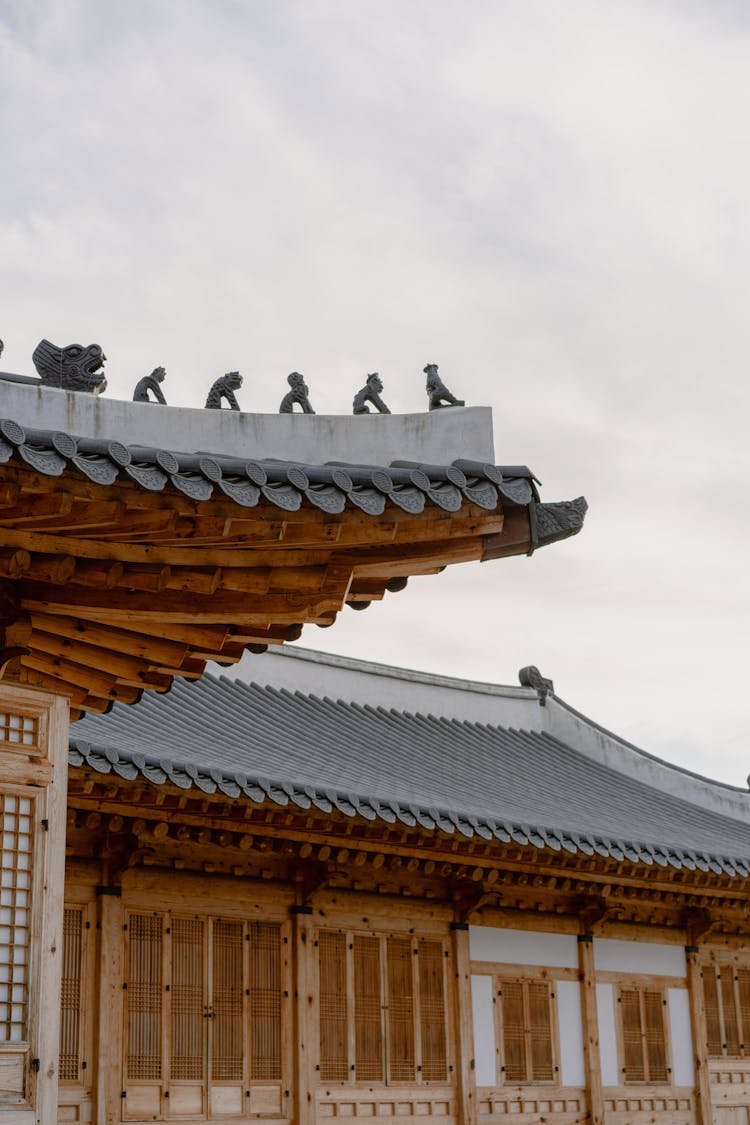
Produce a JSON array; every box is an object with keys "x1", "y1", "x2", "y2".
[
  {"x1": 67, "y1": 737, "x2": 747, "y2": 879},
  {"x1": 0, "y1": 417, "x2": 585, "y2": 717}
]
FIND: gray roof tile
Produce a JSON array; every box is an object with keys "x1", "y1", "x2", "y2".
[{"x1": 71, "y1": 674, "x2": 750, "y2": 875}]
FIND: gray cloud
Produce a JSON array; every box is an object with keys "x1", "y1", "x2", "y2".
[{"x1": 1, "y1": 0, "x2": 748, "y2": 781}]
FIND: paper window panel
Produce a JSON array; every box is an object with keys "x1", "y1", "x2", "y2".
[
  {"x1": 354, "y1": 935, "x2": 384, "y2": 1082},
  {"x1": 319, "y1": 931, "x2": 348, "y2": 1082},
  {"x1": 0, "y1": 713, "x2": 38, "y2": 750},
  {"x1": 702, "y1": 964, "x2": 750, "y2": 1059},
  {"x1": 501, "y1": 981, "x2": 527, "y2": 1083},
  {"x1": 210, "y1": 919, "x2": 243, "y2": 1082},
  {"x1": 738, "y1": 970, "x2": 750, "y2": 1051},
  {"x1": 127, "y1": 914, "x2": 163, "y2": 1081},
  {"x1": 702, "y1": 969, "x2": 722, "y2": 1055},
  {"x1": 721, "y1": 967, "x2": 741, "y2": 1057},
  {"x1": 60, "y1": 907, "x2": 83, "y2": 1082},
  {"x1": 418, "y1": 940, "x2": 447, "y2": 1082},
  {"x1": 0, "y1": 793, "x2": 33, "y2": 1043},
  {"x1": 527, "y1": 981, "x2": 554, "y2": 1082},
  {"x1": 619, "y1": 985, "x2": 670, "y2": 1084},
  {"x1": 171, "y1": 917, "x2": 204, "y2": 1081},
  {"x1": 620, "y1": 988, "x2": 646, "y2": 1082},
  {"x1": 386, "y1": 937, "x2": 415, "y2": 1082},
  {"x1": 249, "y1": 921, "x2": 281, "y2": 1082},
  {"x1": 643, "y1": 991, "x2": 668, "y2": 1084}
]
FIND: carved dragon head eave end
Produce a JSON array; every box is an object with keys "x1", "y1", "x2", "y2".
[
  {"x1": 533, "y1": 496, "x2": 588, "y2": 548},
  {"x1": 32, "y1": 339, "x2": 107, "y2": 394}
]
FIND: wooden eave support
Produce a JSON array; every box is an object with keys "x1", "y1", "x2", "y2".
[
  {"x1": 66, "y1": 776, "x2": 750, "y2": 934},
  {"x1": 0, "y1": 463, "x2": 525, "y2": 713}
]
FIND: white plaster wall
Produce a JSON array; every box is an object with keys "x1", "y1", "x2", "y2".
[
  {"x1": 0, "y1": 380, "x2": 495, "y2": 465},
  {"x1": 471, "y1": 975, "x2": 497, "y2": 1087},
  {"x1": 542, "y1": 696, "x2": 750, "y2": 824},
  {"x1": 217, "y1": 647, "x2": 544, "y2": 729},
  {"x1": 557, "y1": 980, "x2": 586, "y2": 1086},
  {"x1": 668, "y1": 988, "x2": 694, "y2": 1086},
  {"x1": 470, "y1": 926, "x2": 578, "y2": 969},
  {"x1": 594, "y1": 938, "x2": 686, "y2": 977},
  {"x1": 596, "y1": 983, "x2": 619, "y2": 1086}
]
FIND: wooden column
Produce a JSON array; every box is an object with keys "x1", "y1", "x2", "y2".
[
  {"x1": 450, "y1": 922, "x2": 477, "y2": 1125},
  {"x1": 685, "y1": 945, "x2": 712, "y2": 1125},
  {"x1": 578, "y1": 935, "x2": 604, "y2": 1125},
  {"x1": 95, "y1": 884, "x2": 124, "y2": 1125},
  {"x1": 292, "y1": 905, "x2": 317, "y2": 1125}
]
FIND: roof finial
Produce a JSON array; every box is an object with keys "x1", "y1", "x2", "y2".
[{"x1": 518, "y1": 665, "x2": 554, "y2": 706}]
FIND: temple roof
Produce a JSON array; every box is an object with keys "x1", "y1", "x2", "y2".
[
  {"x1": 71, "y1": 646, "x2": 750, "y2": 876},
  {"x1": 0, "y1": 382, "x2": 586, "y2": 717}
]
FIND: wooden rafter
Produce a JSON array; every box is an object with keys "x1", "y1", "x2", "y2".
[{"x1": 0, "y1": 461, "x2": 534, "y2": 716}]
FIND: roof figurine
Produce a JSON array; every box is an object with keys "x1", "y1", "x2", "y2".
[
  {"x1": 279, "y1": 371, "x2": 315, "y2": 414},
  {"x1": 205, "y1": 370, "x2": 242, "y2": 410},
  {"x1": 132, "y1": 366, "x2": 167, "y2": 405},
  {"x1": 32, "y1": 338, "x2": 107, "y2": 394},
  {"x1": 424, "y1": 362, "x2": 464, "y2": 410},
  {"x1": 518, "y1": 664, "x2": 554, "y2": 705},
  {"x1": 353, "y1": 372, "x2": 391, "y2": 415}
]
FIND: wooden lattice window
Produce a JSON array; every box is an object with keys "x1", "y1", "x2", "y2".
[
  {"x1": 318, "y1": 930, "x2": 449, "y2": 1086},
  {"x1": 250, "y1": 921, "x2": 282, "y2": 1081},
  {"x1": 127, "y1": 914, "x2": 163, "y2": 1081},
  {"x1": 419, "y1": 939, "x2": 448, "y2": 1082},
  {"x1": 617, "y1": 986, "x2": 669, "y2": 1084},
  {"x1": 124, "y1": 912, "x2": 285, "y2": 1114},
  {"x1": 0, "y1": 793, "x2": 33, "y2": 1044},
  {"x1": 703, "y1": 964, "x2": 750, "y2": 1058},
  {"x1": 319, "y1": 931, "x2": 348, "y2": 1082},
  {"x1": 171, "y1": 917, "x2": 204, "y2": 1082},
  {"x1": 496, "y1": 978, "x2": 555, "y2": 1085},
  {"x1": 60, "y1": 907, "x2": 84, "y2": 1082},
  {"x1": 0, "y1": 713, "x2": 38, "y2": 750}
]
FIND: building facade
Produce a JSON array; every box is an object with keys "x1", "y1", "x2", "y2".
[{"x1": 52, "y1": 647, "x2": 750, "y2": 1125}]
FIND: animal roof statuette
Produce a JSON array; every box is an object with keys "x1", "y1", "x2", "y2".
[
  {"x1": 133, "y1": 366, "x2": 167, "y2": 405},
  {"x1": 32, "y1": 339, "x2": 107, "y2": 394},
  {"x1": 518, "y1": 665, "x2": 555, "y2": 706},
  {"x1": 205, "y1": 371, "x2": 242, "y2": 411},
  {"x1": 424, "y1": 363, "x2": 464, "y2": 411},
  {"x1": 279, "y1": 371, "x2": 315, "y2": 414},
  {"x1": 353, "y1": 372, "x2": 391, "y2": 415}
]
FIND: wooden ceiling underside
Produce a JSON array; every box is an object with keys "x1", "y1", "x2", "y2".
[{"x1": 0, "y1": 461, "x2": 533, "y2": 718}]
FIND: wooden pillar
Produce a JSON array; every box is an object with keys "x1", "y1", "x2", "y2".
[
  {"x1": 292, "y1": 905, "x2": 316, "y2": 1125},
  {"x1": 685, "y1": 945, "x2": 712, "y2": 1125},
  {"x1": 450, "y1": 922, "x2": 477, "y2": 1125},
  {"x1": 578, "y1": 935, "x2": 604, "y2": 1125},
  {"x1": 95, "y1": 883, "x2": 124, "y2": 1125},
  {"x1": 0, "y1": 684, "x2": 68, "y2": 1124}
]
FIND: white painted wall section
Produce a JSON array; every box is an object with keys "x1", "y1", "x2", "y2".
[
  {"x1": 596, "y1": 983, "x2": 619, "y2": 1086},
  {"x1": 471, "y1": 975, "x2": 497, "y2": 1087},
  {"x1": 0, "y1": 381, "x2": 496, "y2": 465},
  {"x1": 668, "y1": 988, "x2": 695, "y2": 1086},
  {"x1": 557, "y1": 980, "x2": 586, "y2": 1087},
  {"x1": 470, "y1": 926, "x2": 578, "y2": 969},
  {"x1": 594, "y1": 938, "x2": 686, "y2": 977},
  {"x1": 215, "y1": 646, "x2": 544, "y2": 730}
]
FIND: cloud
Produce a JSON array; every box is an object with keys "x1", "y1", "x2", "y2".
[{"x1": 1, "y1": 0, "x2": 748, "y2": 781}]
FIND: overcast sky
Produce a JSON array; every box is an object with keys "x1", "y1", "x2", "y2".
[{"x1": 1, "y1": 0, "x2": 749, "y2": 784}]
